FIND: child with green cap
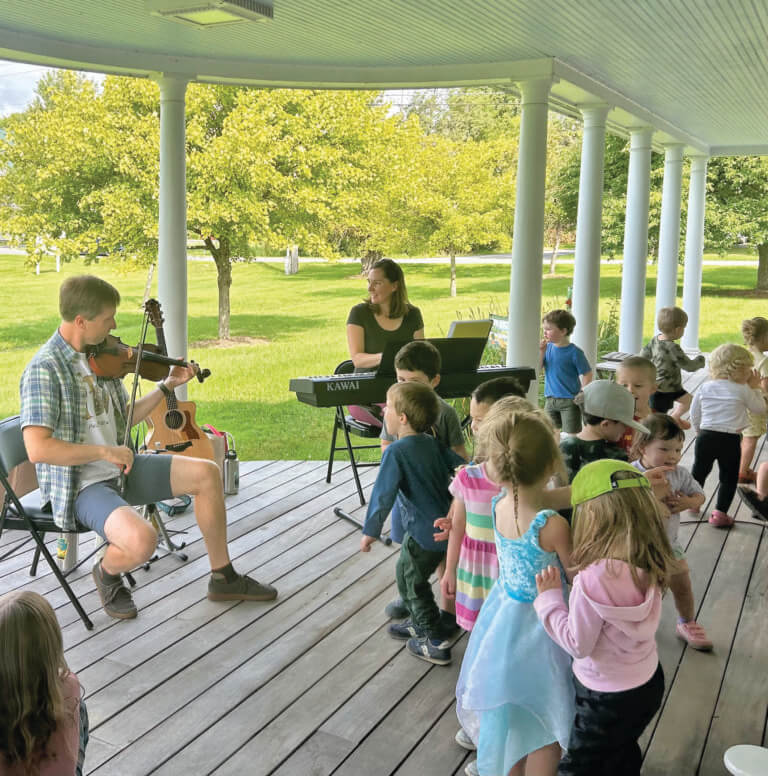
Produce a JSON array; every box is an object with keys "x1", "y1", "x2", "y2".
[{"x1": 534, "y1": 460, "x2": 677, "y2": 776}]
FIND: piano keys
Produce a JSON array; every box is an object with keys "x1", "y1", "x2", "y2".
[{"x1": 289, "y1": 365, "x2": 536, "y2": 407}]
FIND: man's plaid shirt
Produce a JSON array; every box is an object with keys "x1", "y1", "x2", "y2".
[{"x1": 20, "y1": 330, "x2": 129, "y2": 530}]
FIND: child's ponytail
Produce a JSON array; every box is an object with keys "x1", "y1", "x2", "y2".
[
  {"x1": 475, "y1": 398, "x2": 561, "y2": 487},
  {"x1": 741, "y1": 316, "x2": 768, "y2": 348}
]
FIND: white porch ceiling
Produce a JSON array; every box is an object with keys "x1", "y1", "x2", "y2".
[{"x1": 1, "y1": 0, "x2": 766, "y2": 155}]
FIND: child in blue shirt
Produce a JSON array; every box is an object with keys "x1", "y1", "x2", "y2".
[
  {"x1": 361, "y1": 381, "x2": 464, "y2": 666},
  {"x1": 540, "y1": 309, "x2": 593, "y2": 434}
]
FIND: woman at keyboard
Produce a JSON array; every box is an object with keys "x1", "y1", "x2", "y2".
[{"x1": 346, "y1": 259, "x2": 424, "y2": 425}]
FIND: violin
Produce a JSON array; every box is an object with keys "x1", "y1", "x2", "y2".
[{"x1": 86, "y1": 334, "x2": 211, "y2": 383}]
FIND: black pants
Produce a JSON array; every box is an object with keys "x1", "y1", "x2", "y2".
[
  {"x1": 649, "y1": 389, "x2": 686, "y2": 413},
  {"x1": 558, "y1": 663, "x2": 664, "y2": 776},
  {"x1": 692, "y1": 429, "x2": 741, "y2": 513},
  {"x1": 395, "y1": 533, "x2": 445, "y2": 638},
  {"x1": 77, "y1": 698, "x2": 89, "y2": 776}
]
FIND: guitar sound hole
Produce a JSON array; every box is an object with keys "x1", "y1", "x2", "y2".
[{"x1": 165, "y1": 410, "x2": 185, "y2": 430}]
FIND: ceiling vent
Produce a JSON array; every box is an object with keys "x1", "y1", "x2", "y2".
[{"x1": 147, "y1": 0, "x2": 273, "y2": 28}]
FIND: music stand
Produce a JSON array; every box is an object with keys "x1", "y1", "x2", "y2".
[
  {"x1": 375, "y1": 340, "x2": 410, "y2": 377},
  {"x1": 377, "y1": 337, "x2": 488, "y2": 377}
]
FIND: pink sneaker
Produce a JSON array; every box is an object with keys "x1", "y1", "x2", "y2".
[
  {"x1": 676, "y1": 620, "x2": 713, "y2": 651},
  {"x1": 709, "y1": 509, "x2": 735, "y2": 528}
]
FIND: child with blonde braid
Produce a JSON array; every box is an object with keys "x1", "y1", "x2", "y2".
[
  {"x1": 441, "y1": 385, "x2": 528, "y2": 767},
  {"x1": 455, "y1": 404, "x2": 573, "y2": 776},
  {"x1": 739, "y1": 317, "x2": 768, "y2": 483},
  {"x1": 0, "y1": 591, "x2": 88, "y2": 776},
  {"x1": 535, "y1": 461, "x2": 677, "y2": 776}
]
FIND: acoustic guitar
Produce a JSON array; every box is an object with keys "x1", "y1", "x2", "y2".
[{"x1": 143, "y1": 299, "x2": 215, "y2": 461}]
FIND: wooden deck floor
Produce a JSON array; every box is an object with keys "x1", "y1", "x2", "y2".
[{"x1": 2, "y1": 368, "x2": 767, "y2": 775}]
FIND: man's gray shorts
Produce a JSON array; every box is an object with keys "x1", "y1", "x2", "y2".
[
  {"x1": 544, "y1": 396, "x2": 582, "y2": 434},
  {"x1": 74, "y1": 454, "x2": 174, "y2": 538}
]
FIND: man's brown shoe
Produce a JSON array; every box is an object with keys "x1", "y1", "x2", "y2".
[
  {"x1": 92, "y1": 562, "x2": 137, "y2": 619},
  {"x1": 207, "y1": 572, "x2": 278, "y2": 601}
]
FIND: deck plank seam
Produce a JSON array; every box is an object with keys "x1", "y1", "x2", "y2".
[
  {"x1": 89, "y1": 547, "x2": 399, "y2": 771},
  {"x1": 84, "y1": 519, "x2": 369, "y2": 708},
  {"x1": 58, "y1": 462, "x2": 374, "y2": 642},
  {"x1": 146, "y1": 573, "x2": 402, "y2": 775}
]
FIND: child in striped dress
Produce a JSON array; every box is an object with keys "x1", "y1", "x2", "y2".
[
  {"x1": 444, "y1": 463, "x2": 500, "y2": 630},
  {"x1": 439, "y1": 377, "x2": 527, "y2": 770}
]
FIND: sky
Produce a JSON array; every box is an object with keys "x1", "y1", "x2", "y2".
[
  {"x1": 0, "y1": 58, "x2": 425, "y2": 118},
  {"x1": 0, "y1": 60, "x2": 54, "y2": 116}
]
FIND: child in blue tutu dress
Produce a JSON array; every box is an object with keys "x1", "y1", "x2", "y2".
[{"x1": 456, "y1": 401, "x2": 574, "y2": 776}]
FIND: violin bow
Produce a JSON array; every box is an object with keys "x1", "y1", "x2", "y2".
[{"x1": 120, "y1": 308, "x2": 152, "y2": 495}]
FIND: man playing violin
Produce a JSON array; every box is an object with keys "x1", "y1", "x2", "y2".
[{"x1": 20, "y1": 275, "x2": 277, "y2": 620}]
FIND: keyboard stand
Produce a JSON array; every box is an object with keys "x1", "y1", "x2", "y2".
[{"x1": 333, "y1": 507, "x2": 392, "y2": 546}]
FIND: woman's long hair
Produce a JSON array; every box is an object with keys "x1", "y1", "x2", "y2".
[
  {"x1": 0, "y1": 591, "x2": 70, "y2": 773},
  {"x1": 367, "y1": 258, "x2": 410, "y2": 318}
]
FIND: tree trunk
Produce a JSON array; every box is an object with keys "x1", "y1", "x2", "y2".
[
  {"x1": 758, "y1": 243, "x2": 768, "y2": 291},
  {"x1": 205, "y1": 235, "x2": 232, "y2": 340},
  {"x1": 450, "y1": 252, "x2": 457, "y2": 297},
  {"x1": 549, "y1": 226, "x2": 561, "y2": 274},
  {"x1": 361, "y1": 250, "x2": 381, "y2": 274}
]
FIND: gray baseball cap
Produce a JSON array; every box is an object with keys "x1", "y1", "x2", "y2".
[{"x1": 578, "y1": 380, "x2": 649, "y2": 434}]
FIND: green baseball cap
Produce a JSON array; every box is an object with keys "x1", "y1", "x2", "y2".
[{"x1": 571, "y1": 459, "x2": 651, "y2": 506}]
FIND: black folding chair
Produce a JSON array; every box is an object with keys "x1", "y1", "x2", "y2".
[
  {"x1": 326, "y1": 360, "x2": 381, "y2": 505},
  {"x1": 0, "y1": 415, "x2": 97, "y2": 630}
]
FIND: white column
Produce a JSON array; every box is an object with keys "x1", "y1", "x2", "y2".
[
  {"x1": 571, "y1": 104, "x2": 609, "y2": 368},
  {"x1": 155, "y1": 74, "x2": 189, "y2": 396},
  {"x1": 681, "y1": 156, "x2": 709, "y2": 351},
  {"x1": 618, "y1": 127, "x2": 654, "y2": 354},
  {"x1": 505, "y1": 78, "x2": 551, "y2": 401},
  {"x1": 654, "y1": 144, "x2": 684, "y2": 324}
]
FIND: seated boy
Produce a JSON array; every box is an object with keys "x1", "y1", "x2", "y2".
[
  {"x1": 615, "y1": 355, "x2": 657, "y2": 453},
  {"x1": 640, "y1": 306, "x2": 705, "y2": 429},
  {"x1": 380, "y1": 340, "x2": 468, "y2": 463},
  {"x1": 539, "y1": 309, "x2": 593, "y2": 435},
  {"x1": 361, "y1": 382, "x2": 464, "y2": 665},
  {"x1": 560, "y1": 380, "x2": 649, "y2": 483}
]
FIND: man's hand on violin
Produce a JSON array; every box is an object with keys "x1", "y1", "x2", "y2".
[
  {"x1": 165, "y1": 363, "x2": 198, "y2": 389},
  {"x1": 103, "y1": 445, "x2": 134, "y2": 474}
]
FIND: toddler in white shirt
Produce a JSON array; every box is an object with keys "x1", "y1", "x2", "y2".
[{"x1": 691, "y1": 343, "x2": 765, "y2": 527}]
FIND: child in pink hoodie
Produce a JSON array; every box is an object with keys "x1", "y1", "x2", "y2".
[{"x1": 533, "y1": 460, "x2": 677, "y2": 776}]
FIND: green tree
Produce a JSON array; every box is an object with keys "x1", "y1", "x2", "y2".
[
  {"x1": 405, "y1": 134, "x2": 517, "y2": 296},
  {"x1": 0, "y1": 75, "x2": 405, "y2": 337},
  {"x1": 404, "y1": 86, "x2": 520, "y2": 141},
  {"x1": 706, "y1": 155, "x2": 768, "y2": 289},
  {"x1": 598, "y1": 135, "x2": 665, "y2": 261},
  {"x1": 403, "y1": 90, "x2": 583, "y2": 278},
  {"x1": 0, "y1": 71, "x2": 152, "y2": 267},
  {"x1": 298, "y1": 95, "x2": 417, "y2": 274},
  {"x1": 544, "y1": 117, "x2": 581, "y2": 274}
]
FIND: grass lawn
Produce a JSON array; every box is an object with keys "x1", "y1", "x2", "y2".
[{"x1": 1, "y1": 254, "x2": 766, "y2": 461}]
